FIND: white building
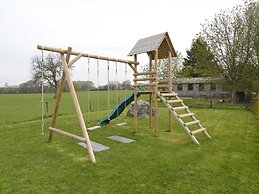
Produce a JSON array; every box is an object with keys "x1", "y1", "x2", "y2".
[{"x1": 173, "y1": 77, "x2": 225, "y2": 97}]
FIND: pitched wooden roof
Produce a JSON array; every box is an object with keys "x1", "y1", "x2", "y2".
[{"x1": 128, "y1": 32, "x2": 176, "y2": 59}]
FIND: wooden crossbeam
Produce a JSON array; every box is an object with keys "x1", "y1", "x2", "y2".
[
  {"x1": 37, "y1": 45, "x2": 138, "y2": 65},
  {"x1": 138, "y1": 90, "x2": 153, "y2": 94},
  {"x1": 133, "y1": 77, "x2": 156, "y2": 81},
  {"x1": 133, "y1": 83, "x2": 156, "y2": 87},
  {"x1": 49, "y1": 127, "x2": 85, "y2": 142}
]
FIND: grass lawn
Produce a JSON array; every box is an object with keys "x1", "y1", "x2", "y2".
[{"x1": 0, "y1": 92, "x2": 258, "y2": 193}]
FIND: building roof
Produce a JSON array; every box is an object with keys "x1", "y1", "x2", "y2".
[
  {"x1": 128, "y1": 32, "x2": 176, "y2": 59},
  {"x1": 173, "y1": 77, "x2": 222, "y2": 84}
]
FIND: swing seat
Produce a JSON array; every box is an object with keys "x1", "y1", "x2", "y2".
[
  {"x1": 116, "y1": 122, "x2": 127, "y2": 126},
  {"x1": 87, "y1": 125, "x2": 101, "y2": 131}
]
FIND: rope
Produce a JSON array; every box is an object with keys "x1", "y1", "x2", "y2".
[
  {"x1": 87, "y1": 56, "x2": 91, "y2": 128},
  {"x1": 116, "y1": 62, "x2": 119, "y2": 123},
  {"x1": 97, "y1": 58, "x2": 100, "y2": 125},
  {"x1": 41, "y1": 49, "x2": 44, "y2": 135},
  {"x1": 124, "y1": 63, "x2": 127, "y2": 123},
  {"x1": 107, "y1": 60, "x2": 110, "y2": 120}
]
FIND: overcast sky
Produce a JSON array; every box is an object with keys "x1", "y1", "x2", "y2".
[{"x1": 0, "y1": 0, "x2": 244, "y2": 87}]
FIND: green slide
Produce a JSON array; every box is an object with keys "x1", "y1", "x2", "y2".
[{"x1": 98, "y1": 88, "x2": 144, "y2": 125}]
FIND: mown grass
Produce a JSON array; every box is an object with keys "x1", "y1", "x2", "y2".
[
  {"x1": 0, "y1": 92, "x2": 258, "y2": 193},
  {"x1": 0, "y1": 91, "x2": 247, "y2": 125},
  {"x1": 0, "y1": 91, "x2": 133, "y2": 125}
]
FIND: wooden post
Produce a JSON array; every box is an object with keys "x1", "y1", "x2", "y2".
[
  {"x1": 133, "y1": 55, "x2": 138, "y2": 133},
  {"x1": 60, "y1": 54, "x2": 96, "y2": 163},
  {"x1": 149, "y1": 53, "x2": 153, "y2": 129},
  {"x1": 48, "y1": 47, "x2": 72, "y2": 142},
  {"x1": 168, "y1": 51, "x2": 172, "y2": 132},
  {"x1": 154, "y1": 50, "x2": 159, "y2": 136},
  {"x1": 45, "y1": 101, "x2": 49, "y2": 118}
]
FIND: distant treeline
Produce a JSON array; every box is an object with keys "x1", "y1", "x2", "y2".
[{"x1": 0, "y1": 80, "x2": 132, "y2": 94}]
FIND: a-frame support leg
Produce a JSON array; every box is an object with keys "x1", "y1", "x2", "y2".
[
  {"x1": 148, "y1": 53, "x2": 153, "y2": 129},
  {"x1": 48, "y1": 47, "x2": 72, "y2": 142},
  {"x1": 154, "y1": 50, "x2": 159, "y2": 136},
  {"x1": 59, "y1": 53, "x2": 96, "y2": 163},
  {"x1": 168, "y1": 50, "x2": 172, "y2": 132},
  {"x1": 133, "y1": 55, "x2": 138, "y2": 133}
]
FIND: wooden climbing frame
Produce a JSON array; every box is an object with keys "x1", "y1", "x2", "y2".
[
  {"x1": 128, "y1": 32, "x2": 211, "y2": 143},
  {"x1": 37, "y1": 45, "x2": 138, "y2": 163}
]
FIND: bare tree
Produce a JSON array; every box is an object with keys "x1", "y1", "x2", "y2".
[
  {"x1": 201, "y1": 3, "x2": 256, "y2": 103},
  {"x1": 31, "y1": 53, "x2": 63, "y2": 95}
]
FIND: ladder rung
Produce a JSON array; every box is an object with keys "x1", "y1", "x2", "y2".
[
  {"x1": 133, "y1": 71, "x2": 156, "y2": 76},
  {"x1": 138, "y1": 91, "x2": 153, "y2": 94},
  {"x1": 184, "y1": 120, "x2": 200, "y2": 126},
  {"x1": 133, "y1": 83, "x2": 156, "y2": 87},
  {"x1": 178, "y1": 113, "x2": 194, "y2": 118},
  {"x1": 87, "y1": 125, "x2": 101, "y2": 131},
  {"x1": 161, "y1": 92, "x2": 177, "y2": 97},
  {"x1": 133, "y1": 77, "x2": 156, "y2": 81},
  {"x1": 190, "y1": 128, "x2": 206, "y2": 135},
  {"x1": 172, "y1": 106, "x2": 188, "y2": 111},
  {"x1": 167, "y1": 99, "x2": 183, "y2": 103}
]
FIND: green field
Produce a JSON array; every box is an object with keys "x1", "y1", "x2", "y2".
[{"x1": 0, "y1": 92, "x2": 258, "y2": 193}]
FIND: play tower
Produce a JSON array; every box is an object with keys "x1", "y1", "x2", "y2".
[{"x1": 128, "y1": 32, "x2": 211, "y2": 142}]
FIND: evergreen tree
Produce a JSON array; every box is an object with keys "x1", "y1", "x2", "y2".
[{"x1": 180, "y1": 36, "x2": 219, "y2": 77}]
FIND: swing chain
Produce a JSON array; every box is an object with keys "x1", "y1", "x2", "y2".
[
  {"x1": 124, "y1": 63, "x2": 128, "y2": 123},
  {"x1": 116, "y1": 62, "x2": 119, "y2": 123},
  {"x1": 97, "y1": 58, "x2": 100, "y2": 125},
  {"x1": 41, "y1": 49, "x2": 45, "y2": 135},
  {"x1": 87, "y1": 56, "x2": 91, "y2": 128},
  {"x1": 107, "y1": 60, "x2": 110, "y2": 120}
]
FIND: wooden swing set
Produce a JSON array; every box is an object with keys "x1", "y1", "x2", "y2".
[{"x1": 37, "y1": 32, "x2": 211, "y2": 164}]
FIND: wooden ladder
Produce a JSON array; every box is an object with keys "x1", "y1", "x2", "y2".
[{"x1": 157, "y1": 91, "x2": 211, "y2": 145}]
